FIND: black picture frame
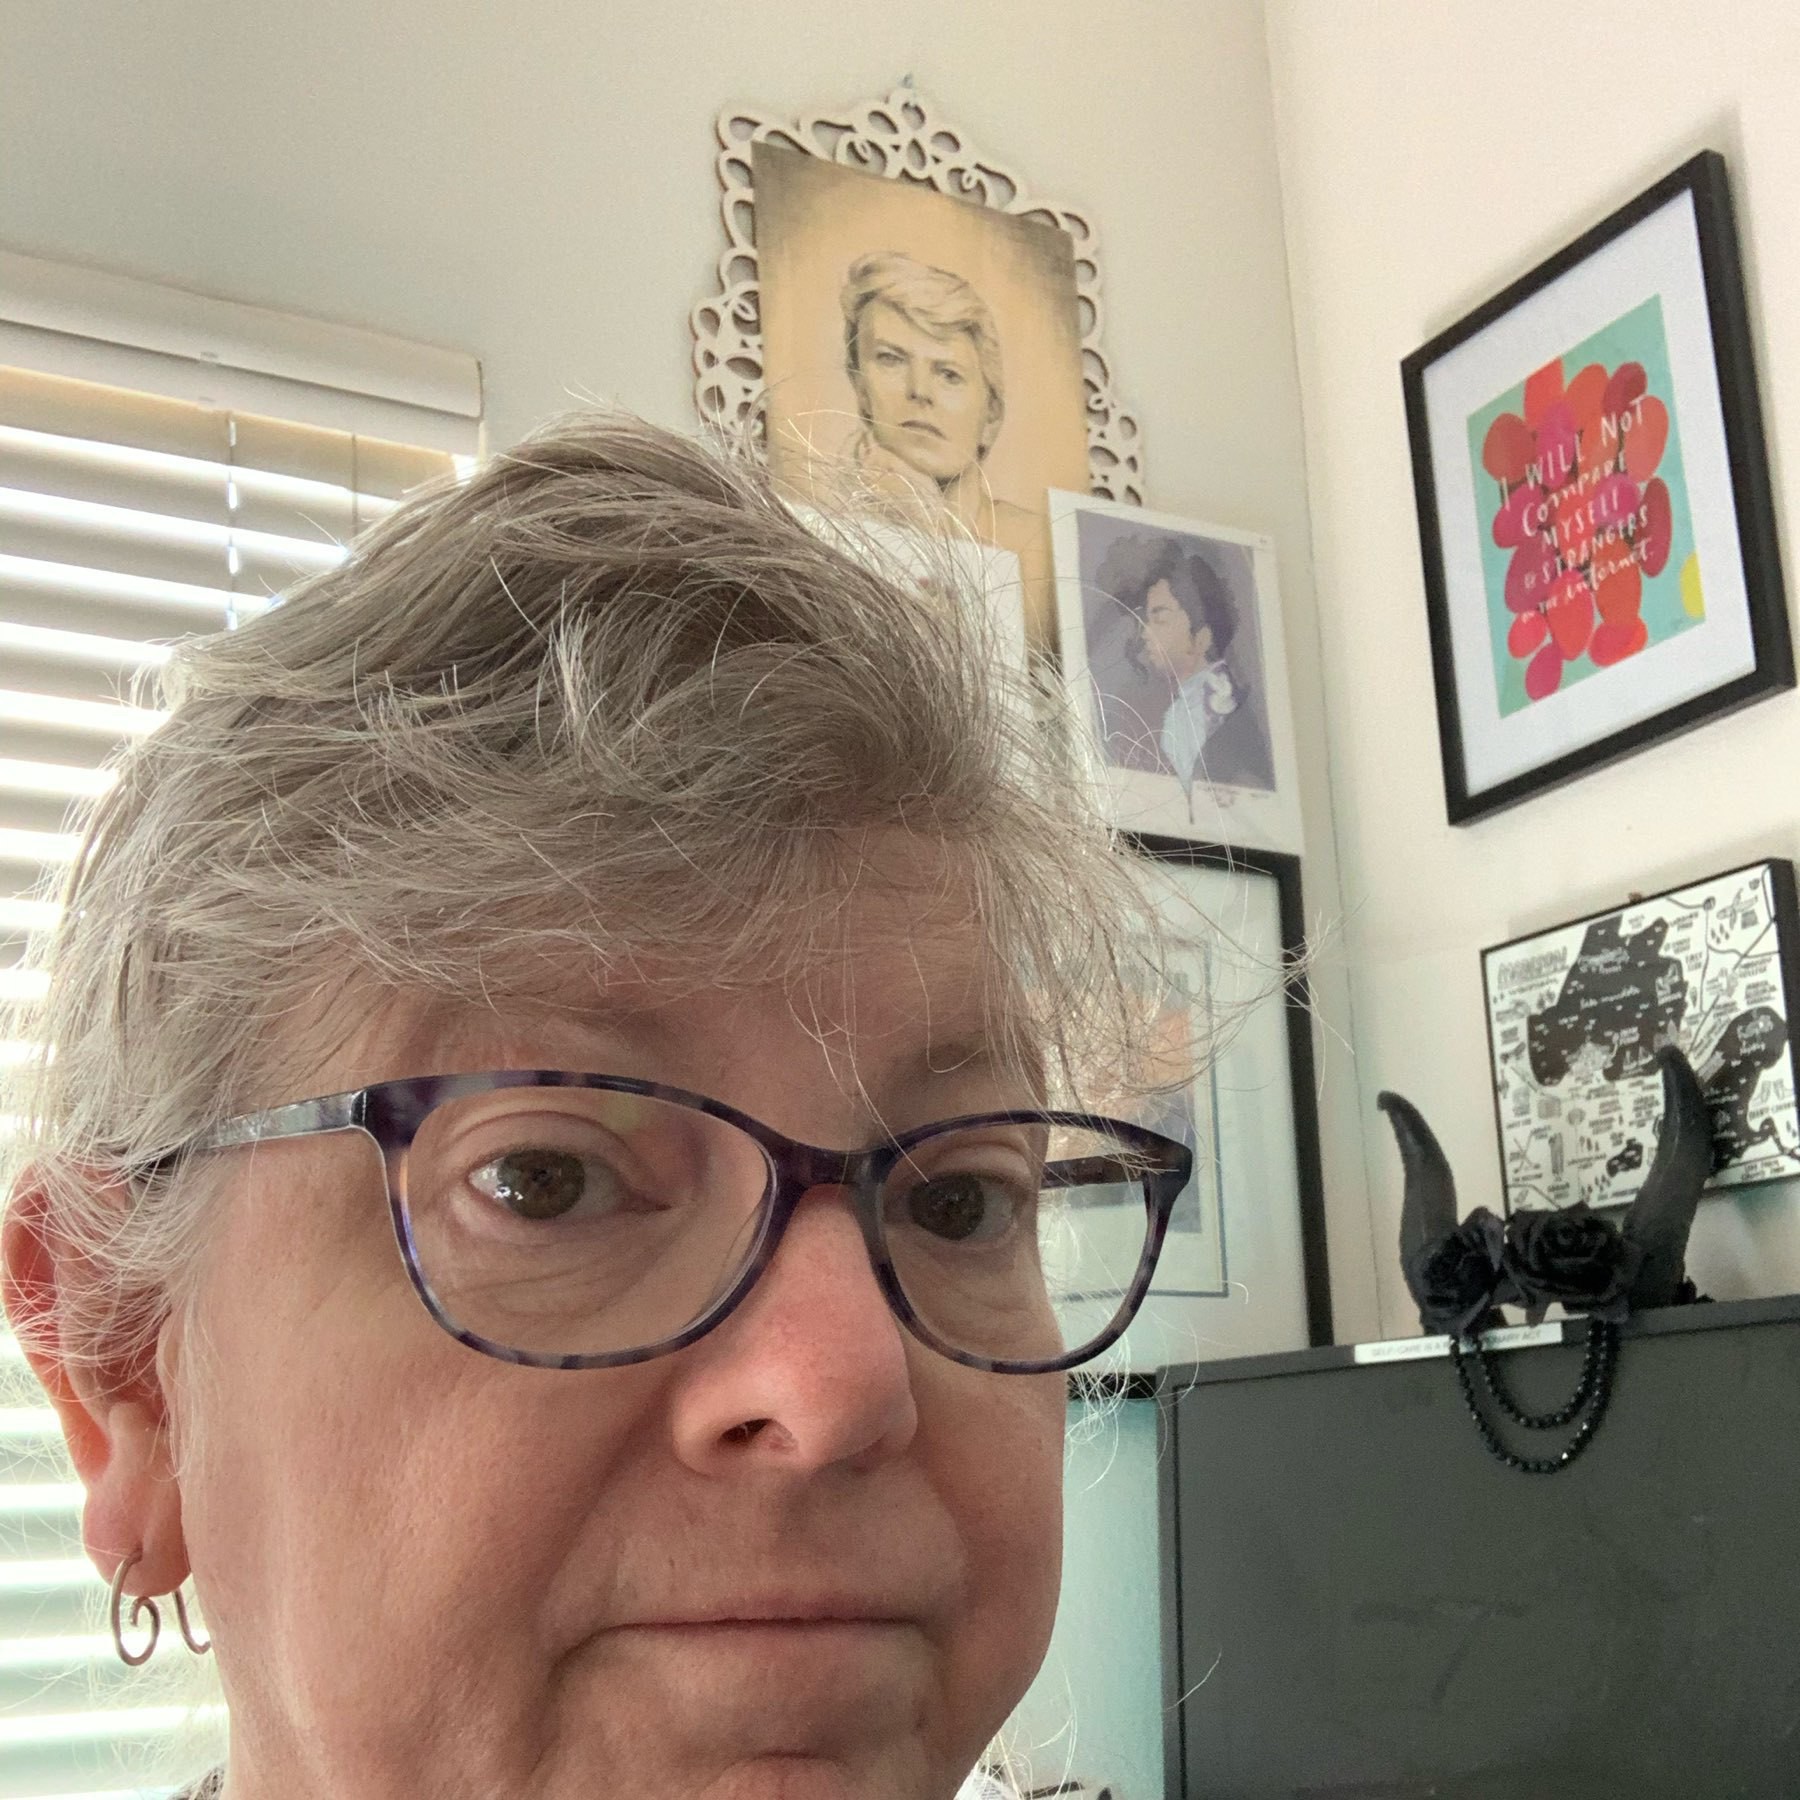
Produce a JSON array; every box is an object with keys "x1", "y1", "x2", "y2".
[
  {"x1": 1480, "y1": 857, "x2": 1800, "y2": 1214},
  {"x1": 1124, "y1": 833, "x2": 1332, "y2": 1348},
  {"x1": 1402, "y1": 150, "x2": 1791, "y2": 825}
]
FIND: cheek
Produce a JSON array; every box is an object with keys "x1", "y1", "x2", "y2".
[
  {"x1": 175, "y1": 1158, "x2": 651, "y2": 1734},
  {"x1": 942, "y1": 383, "x2": 981, "y2": 426},
  {"x1": 936, "y1": 1374, "x2": 1066, "y2": 1697}
]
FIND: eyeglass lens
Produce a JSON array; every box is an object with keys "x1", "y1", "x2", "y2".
[{"x1": 398, "y1": 1088, "x2": 1160, "y2": 1366}]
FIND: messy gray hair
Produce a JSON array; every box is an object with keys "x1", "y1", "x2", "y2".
[{"x1": 3, "y1": 411, "x2": 1160, "y2": 1386}]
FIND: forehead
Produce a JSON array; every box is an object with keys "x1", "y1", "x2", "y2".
[
  {"x1": 858, "y1": 300, "x2": 980, "y2": 367},
  {"x1": 262, "y1": 850, "x2": 1039, "y2": 1108},
  {"x1": 1144, "y1": 580, "x2": 1183, "y2": 613}
]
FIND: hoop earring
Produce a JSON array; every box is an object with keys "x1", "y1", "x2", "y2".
[
  {"x1": 173, "y1": 1584, "x2": 211, "y2": 1655},
  {"x1": 109, "y1": 1550, "x2": 159, "y2": 1667},
  {"x1": 109, "y1": 1549, "x2": 212, "y2": 1665}
]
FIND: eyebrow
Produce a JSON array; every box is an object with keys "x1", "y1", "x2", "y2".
[
  {"x1": 898, "y1": 1034, "x2": 1045, "y2": 1106},
  {"x1": 409, "y1": 997, "x2": 665, "y2": 1073},
  {"x1": 408, "y1": 995, "x2": 1041, "y2": 1117},
  {"x1": 904, "y1": 1034, "x2": 1003, "y2": 1081},
  {"x1": 521, "y1": 1020, "x2": 1033, "y2": 1112}
]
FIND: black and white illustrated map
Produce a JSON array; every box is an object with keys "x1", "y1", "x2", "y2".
[{"x1": 1484, "y1": 861, "x2": 1800, "y2": 1211}]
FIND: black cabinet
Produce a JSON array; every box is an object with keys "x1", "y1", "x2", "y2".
[{"x1": 1158, "y1": 1297, "x2": 1800, "y2": 1798}]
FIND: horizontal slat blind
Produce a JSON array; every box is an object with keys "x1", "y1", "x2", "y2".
[
  {"x1": 0, "y1": 366, "x2": 460, "y2": 981},
  {"x1": 0, "y1": 249, "x2": 482, "y2": 456},
  {"x1": 1, "y1": 298, "x2": 477, "y2": 1795}
]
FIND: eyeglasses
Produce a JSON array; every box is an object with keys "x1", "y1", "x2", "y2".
[{"x1": 187, "y1": 1072, "x2": 1193, "y2": 1376}]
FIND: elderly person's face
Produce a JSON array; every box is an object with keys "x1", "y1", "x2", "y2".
[
  {"x1": 852, "y1": 301, "x2": 996, "y2": 486},
  {"x1": 60, "y1": 868, "x2": 1066, "y2": 1799}
]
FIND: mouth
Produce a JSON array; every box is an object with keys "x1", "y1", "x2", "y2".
[
  {"x1": 898, "y1": 420, "x2": 944, "y2": 440},
  {"x1": 636, "y1": 1608, "x2": 911, "y2": 1629},
  {"x1": 621, "y1": 1595, "x2": 918, "y2": 1630},
  {"x1": 627, "y1": 1618, "x2": 908, "y2": 1637},
  {"x1": 608, "y1": 1617, "x2": 919, "y2": 1667}
]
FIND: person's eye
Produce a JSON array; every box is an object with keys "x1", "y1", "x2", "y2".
[
  {"x1": 467, "y1": 1146, "x2": 640, "y2": 1222},
  {"x1": 937, "y1": 367, "x2": 965, "y2": 386},
  {"x1": 894, "y1": 1170, "x2": 1034, "y2": 1246},
  {"x1": 875, "y1": 348, "x2": 903, "y2": 366}
]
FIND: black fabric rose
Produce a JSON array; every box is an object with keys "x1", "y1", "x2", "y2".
[
  {"x1": 1502, "y1": 1203, "x2": 1643, "y2": 1325},
  {"x1": 1404, "y1": 1206, "x2": 1508, "y2": 1339}
]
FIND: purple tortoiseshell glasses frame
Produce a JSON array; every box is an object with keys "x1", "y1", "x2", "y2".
[{"x1": 187, "y1": 1071, "x2": 1194, "y2": 1376}]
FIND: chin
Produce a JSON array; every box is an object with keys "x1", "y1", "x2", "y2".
[
  {"x1": 914, "y1": 453, "x2": 964, "y2": 483},
  {"x1": 875, "y1": 435, "x2": 967, "y2": 488},
  {"x1": 549, "y1": 1628, "x2": 962, "y2": 1800},
  {"x1": 565, "y1": 1745, "x2": 944, "y2": 1800},
  {"x1": 688, "y1": 1754, "x2": 928, "y2": 1800}
]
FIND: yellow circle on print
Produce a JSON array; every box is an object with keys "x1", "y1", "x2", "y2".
[{"x1": 1679, "y1": 552, "x2": 1706, "y2": 620}]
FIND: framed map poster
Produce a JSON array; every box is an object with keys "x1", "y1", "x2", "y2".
[
  {"x1": 1482, "y1": 858, "x2": 1800, "y2": 1212},
  {"x1": 1402, "y1": 151, "x2": 1791, "y2": 824}
]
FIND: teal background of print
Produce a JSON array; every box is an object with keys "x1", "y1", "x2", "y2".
[{"x1": 1465, "y1": 294, "x2": 1698, "y2": 715}]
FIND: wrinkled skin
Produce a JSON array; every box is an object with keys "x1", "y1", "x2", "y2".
[{"x1": 9, "y1": 875, "x2": 1066, "y2": 1800}]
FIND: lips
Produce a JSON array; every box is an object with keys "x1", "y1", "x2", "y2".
[
  {"x1": 898, "y1": 421, "x2": 944, "y2": 440},
  {"x1": 628, "y1": 1598, "x2": 912, "y2": 1627}
]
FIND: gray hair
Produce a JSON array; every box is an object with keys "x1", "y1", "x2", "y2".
[{"x1": 4, "y1": 411, "x2": 1162, "y2": 1385}]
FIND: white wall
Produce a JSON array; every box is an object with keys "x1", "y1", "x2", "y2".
[
  {"x1": 0, "y1": 0, "x2": 1382, "y2": 1338},
  {"x1": 1267, "y1": 0, "x2": 1800, "y2": 1337},
  {"x1": 1009, "y1": 1400, "x2": 1166, "y2": 1800}
]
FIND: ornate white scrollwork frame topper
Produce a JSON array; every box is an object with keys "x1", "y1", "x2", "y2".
[{"x1": 691, "y1": 86, "x2": 1143, "y2": 503}]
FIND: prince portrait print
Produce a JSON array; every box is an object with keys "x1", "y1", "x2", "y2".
[
  {"x1": 1051, "y1": 493, "x2": 1305, "y2": 855},
  {"x1": 1074, "y1": 521, "x2": 1274, "y2": 797}
]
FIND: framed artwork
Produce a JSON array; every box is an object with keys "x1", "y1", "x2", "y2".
[
  {"x1": 1402, "y1": 150, "x2": 1791, "y2": 825},
  {"x1": 756, "y1": 141, "x2": 1085, "y2": 568},
  {"x1": 1482, "y1": 858, "x2": 1800, "y2": 1213},
  {"x1": 1111, "y1": 837, "x2": 1330, "y2": 1370},
  {"x1": 1050, "y1": 491, "x2": 1304, "y2": 855},
  {"x1": 692, "y1": 87, "x2": 1141, "y2": 649}
]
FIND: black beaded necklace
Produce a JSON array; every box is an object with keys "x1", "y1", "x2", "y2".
[
  {"x1": 1381, "y1": 1046, "x2": 1716, "y2": 1479},
  {"x1": 1450, "y1": 1317, "x2": 1619, "y2": 1474}
]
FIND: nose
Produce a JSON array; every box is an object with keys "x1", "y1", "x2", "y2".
[
  {"x1": 667, "y1": 1186, "x2": 919, "y2": 1475},
  {"x1": 904, "y1": 357, "x2": 931, "y2": 406}
]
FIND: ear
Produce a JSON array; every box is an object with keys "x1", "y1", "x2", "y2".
[
  {"x1": 980, "y1": 387, "x2": 1004, "y2": 453},
  {"x1": 3, "y1": 1167, "x2": 191, "y2": 1597}
]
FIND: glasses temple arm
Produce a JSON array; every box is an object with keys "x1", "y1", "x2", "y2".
[{"x1": 190, "y1": 1092, "x2": 363, "y2": 1152}]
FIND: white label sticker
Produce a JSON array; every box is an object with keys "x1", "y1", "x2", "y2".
[
  {"x1": 1353, "y1": 1334, "x2": 1452, "y2": 1364},
  {"x1": 1476, "y1": 1321, "x2": 1565, "y2": 1354},
  {"x1": 1351, "y1": 1320, "x2": 1565, "y2": 1365}
]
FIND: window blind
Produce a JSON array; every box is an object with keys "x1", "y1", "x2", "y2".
[{"x1": 0, "y1": 262, "x2": 480, "y2": 1800}]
